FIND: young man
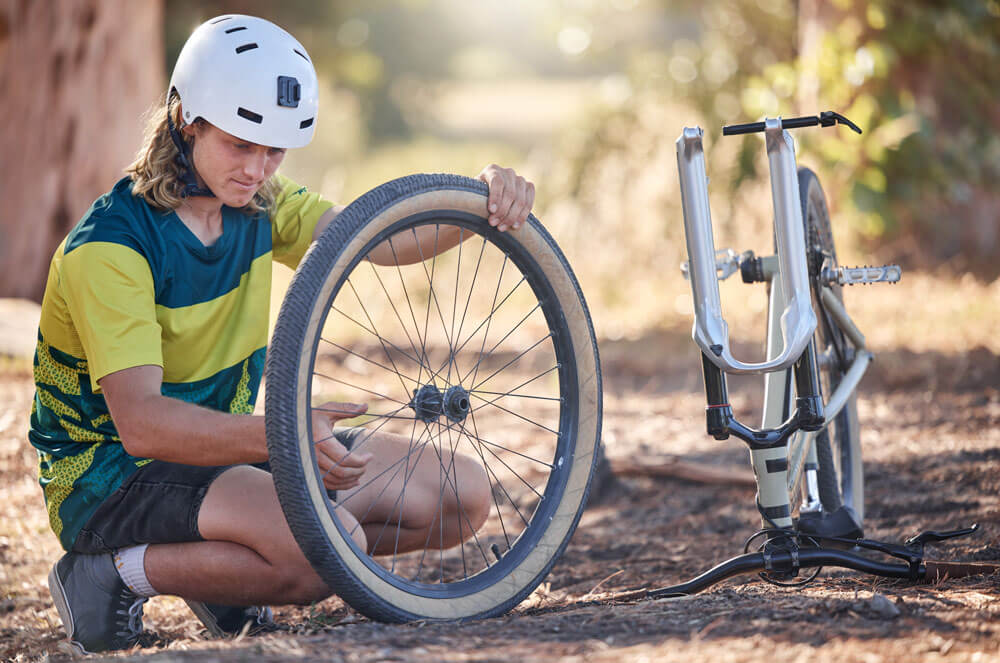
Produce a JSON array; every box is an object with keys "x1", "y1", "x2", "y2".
[{"x1": 30, "y1": 15, "x2": 534, "y2": 653}]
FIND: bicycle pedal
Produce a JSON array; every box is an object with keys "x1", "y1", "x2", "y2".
[{"x1": 823, "y1": 264, "x2": 902, "y2": 285}]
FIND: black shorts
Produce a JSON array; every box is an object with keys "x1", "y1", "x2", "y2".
[{"x1": 71, "y1": 427, "x2": 365, "y2": 554}]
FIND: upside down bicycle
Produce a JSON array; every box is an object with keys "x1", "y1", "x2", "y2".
[{"x1": 264, "y1": 111, "x2": 986, "y2": 623}]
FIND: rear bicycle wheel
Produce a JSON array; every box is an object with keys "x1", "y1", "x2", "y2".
[
  {"x1": 798, "y1": 167, "x2": 863, "y2": 524},
  {"x1": 265, "y1": 174, "x2": 602, "y2": 622}
]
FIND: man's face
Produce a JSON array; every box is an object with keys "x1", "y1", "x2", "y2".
[{"x1": 185, "y1": 122, "x2": 287, "y2": 208}]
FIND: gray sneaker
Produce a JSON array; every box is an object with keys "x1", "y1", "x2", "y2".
[
  {"x1": 48, "y1": 552, "x2": 149, "y2": 654},
  {"x1": 184, "y1": 600, "x2": 278, "y2": 638}
]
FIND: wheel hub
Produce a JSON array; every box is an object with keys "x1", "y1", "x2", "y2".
[
  {"x1": 409, "y1": 384, "x2": 471, "y2": 424},
  {"x1": 443, "y1": 385, "x2": 471, "y2": 423}
]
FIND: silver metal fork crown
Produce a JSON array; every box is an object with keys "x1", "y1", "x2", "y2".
[{"x1": 676, "y1": 121, "x2": 816, "y2": 375}]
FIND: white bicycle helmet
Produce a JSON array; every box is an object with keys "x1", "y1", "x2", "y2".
[{"x1": 169, "y1": 14, "x2": 319, "y2": 149}]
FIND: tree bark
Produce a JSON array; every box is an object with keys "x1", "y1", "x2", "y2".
[{"x1": 0, "y1": 0, "x2": 164, "y2": 301}]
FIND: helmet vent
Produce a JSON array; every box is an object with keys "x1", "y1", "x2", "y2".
[
  {"x1": 224, "y1": 26, "x2": 247, "y2": 34},
  {"x1": 235, "y1": 43, "x2": 259, "y2": 54},
  {"x1": 237, "y1": 107, "x2": 264, "y2": 124},
  {"x1": 209, "y1": 16, "x2": 232, "y2": 24},
  {"x1": 293, "y1": 49, "x2": 309, "y2": 62},
  {"x1": 299, "y1": 118, "x2": 314, "y2": 129}
]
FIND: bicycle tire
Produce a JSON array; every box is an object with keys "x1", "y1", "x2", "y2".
[
  {"x1": 798, "y1": 167, "x2": 864, "y2": 523},
  {"x1": 265, "y1": 173, "x2": 602, "y2": 623}
]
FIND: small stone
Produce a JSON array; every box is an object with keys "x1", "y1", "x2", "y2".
[{"x1": 869, "y1": 593, "x2": 901, "y2": 619}]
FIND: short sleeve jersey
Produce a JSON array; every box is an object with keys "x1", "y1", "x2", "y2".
[{"x1": 28, "y1": 174, "x2": 333, "y2": 551}]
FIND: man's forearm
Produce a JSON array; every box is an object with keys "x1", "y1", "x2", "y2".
[{"x1": 118, "y1": 393, "x2": 269, "y2": 466}]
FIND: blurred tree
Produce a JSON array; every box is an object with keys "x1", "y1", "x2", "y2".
[
  {"x1": 0, "y1": 0, "x2": 165, "y2": 301},
  {"x1": 567, "y1": 0, "x2": 1000, "y2": 275}
]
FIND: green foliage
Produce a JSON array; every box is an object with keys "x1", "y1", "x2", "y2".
[{"x1": 603, "y1": 0, "x2": 1000, "y2": 273}]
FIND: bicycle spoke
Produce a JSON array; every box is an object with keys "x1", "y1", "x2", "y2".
[
  {"x1": 367, "y1": 258, "x2": 423, "y2": 369},
  {"x1": 343, "y1": 277, "x2": 422, "y2": 395},
  {"x1": 312, "y1": 404, "x2": 412, "y2": 480},
  {"x1": 461, "y1": 303, "x2": 542, "y2": 387},
  {"x1": 471, "y1": 334, "x2": 554, "y2": 392},
  {"x1": 446, "y1": 228, "x2": 464, "y2": 386},
  {"x1": 463, "y1": 413, "x2": 521, "y2": 542},
  {"x1": 431, "y1": 262, "x2": 518, "y2": 381},
  {"x1": 311, "y1": 371, "x2": 408, "y2": 407},
  {"x1": 335, "y1": 423, "x2": 436, "y2": 516},
  {"x1": 472, "y1": 364, "x2": 560, "y2": 402},
  {"x1": 364, "y1": 424, "x2": 440, "y2": 555},
  {"x1": 387, "y1": 236, "x2": 430, "y2": 386},
  {"x1": 425, "y1": 419, "x2": 491, "y2": 573},
  {"x1": 469, "y1": 394, "x2": 560, "y2": 437},
  {"x1": 452, "y1": 236, "x2": 488, "y2": 365},
  {"x1": 320, "y1": 338, "x2": 425, "y2": 389},
  {"x1": 464, "y1": 256, "x2": 508, "y2": 391},
  {"x1": 471, "y1": 390, "x2": 561, "y2": 403},
  {"x1": 457, "y1": 421, "x2": 548, "y2": 498}
]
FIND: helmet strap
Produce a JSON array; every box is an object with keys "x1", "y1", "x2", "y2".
[{"x1": 166, "y1": 109, "x2": 216, "y2": 198}]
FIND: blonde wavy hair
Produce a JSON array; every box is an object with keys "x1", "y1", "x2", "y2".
[{"x1": 126, "y1": 94, "x2": 280, "y2": 214}]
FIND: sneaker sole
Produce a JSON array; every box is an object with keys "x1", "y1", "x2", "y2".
[
  {"x1": 183, "y1": 600, "x2": 227, "y2": 638},
  {"x1": 47, "y1": 563, "x2": 89, "y2": 656}
]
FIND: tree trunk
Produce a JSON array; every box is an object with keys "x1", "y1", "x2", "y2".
[{"x1": 0, "y1": 0, "x2": 164, "y2": 301}]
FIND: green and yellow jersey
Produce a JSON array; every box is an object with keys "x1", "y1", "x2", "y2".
[{"x1": 29, "y1": 174, "x2": 332, "y2": 551}]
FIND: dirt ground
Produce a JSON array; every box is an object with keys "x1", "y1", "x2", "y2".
[{"x1": 2, "y1": 307, "x2": 999, "y2": 662}]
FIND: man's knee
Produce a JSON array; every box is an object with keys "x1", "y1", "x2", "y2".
[
  {"x1": 267, "y1": 561, "x2": 333, "y2": 605},
  {"x1": 455, "y1": 455, "x2": 490, "y2": 532}
]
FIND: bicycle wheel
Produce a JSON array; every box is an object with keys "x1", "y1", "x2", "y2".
[
  {"x1": 265, "y1": 173, "x2": 602, "y2": 622},
  {"x1": 798, "y1": 167, "x2": 863, "y2": 523}
]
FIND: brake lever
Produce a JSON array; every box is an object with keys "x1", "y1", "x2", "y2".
[{"x1": 905, "y1": 523, "x2": 980, "y2": 548}]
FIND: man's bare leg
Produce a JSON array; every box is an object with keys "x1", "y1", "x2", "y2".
[
  {"x1": 336, "y1": 428, "x2": 491, "y2": 556},
  {"x1": 141, "y1": 428, "x2": 490, "y2": 604},
  {"x1": 142, "y1": 465, "x2": 363, "y2": 605}
]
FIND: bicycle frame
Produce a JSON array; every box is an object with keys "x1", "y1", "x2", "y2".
[{"x1": 677, "y1": 119, "x2": 872, "y2": 530}]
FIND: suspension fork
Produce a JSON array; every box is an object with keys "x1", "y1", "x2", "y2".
[{"x1": 680, "y1": 120, "x2": 824, "y2": 529}]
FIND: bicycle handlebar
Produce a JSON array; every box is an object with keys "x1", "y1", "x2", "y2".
[
  {"x1": 646, "y1": 548, "x2": 935, "y2": 599},
  {"x1": 723, "y1": 111, "x2": 862, "y2": 136}
]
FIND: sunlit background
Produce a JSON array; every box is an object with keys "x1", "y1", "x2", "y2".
[
  {"x1": 162, "y1": 0, "x2": 1000, "y2": 352},
  {"x1": 2, "y1": 0, "x2": 998, "y2": 352}
]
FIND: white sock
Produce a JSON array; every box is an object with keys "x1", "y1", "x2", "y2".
[{"x1": 113, "y1": 544, "x2": 159, "y2": 597}]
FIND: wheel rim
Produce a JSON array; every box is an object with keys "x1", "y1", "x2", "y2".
[{"x1": 303, "y1": 211, "x2": 578, "y2": 597}]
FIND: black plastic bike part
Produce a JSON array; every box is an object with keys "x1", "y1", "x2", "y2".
[
  {"x1": 740, "y1": 252, "x2": 766, "y2": 284},
  {"x1": 646, "y1": 548, "x2": 926, "y2": 599},
  {"x1": 722, "y1": 111, "x2": 863, "y2": 136},
  {"x1": 647, "y1": 523, "x2": 979, "y2": 598},
  {"x1": 700, "y1": 353, "x2": 730, "y2": 440},
  {"x1": 788, "y1": 524, "x2": 978, "y2": 581},
  {"x1": 442, "y1": 385, "x2": 471, "y2": 423},
  {"x1": 408, "y1": 384, "x2": 443, "y2": 423},
  {"x1": 165, "y1": 108, "x2": 216, "y2": 198},
  {"x1": 818, "y1": 111, "x2": 863, "y2": 134},
  {"x1": 792, "y1": 341, "x2": 825, "y2": 431},
  {"x1": 797, "y1": 505, "x2": 864, "y2": 541},
  {"x1": 905, "y1": 524, "x2": 979, "y2": 548},
  {"x1": 742, "y1": 528, "x2": 823, "y2": 587},
  {"x1": 700, "y1": 353, "x2": 813, "y2": 450}
]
